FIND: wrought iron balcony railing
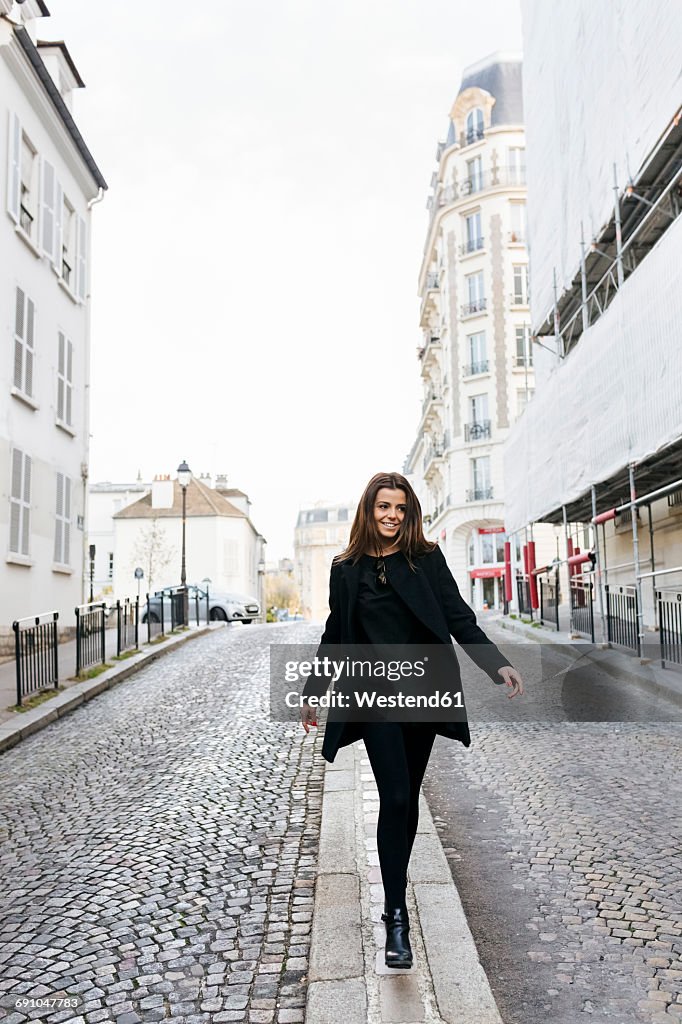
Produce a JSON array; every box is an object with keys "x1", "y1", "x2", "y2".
[
  {"x1": 461, "y1": 298, "x2": 487, "y2": 317},
  {"x1": 459, "y1": 236, "x2": 485, "y2": 256},
  {"x1": 466, "y1": 486, "x2": 494, "y2": 502},
  {"x1": 464, "y1": 420, "x2": 491, "y2": 442},
  {"x1": 463, "y1": 360, "x2": 489, "y2": 376}
]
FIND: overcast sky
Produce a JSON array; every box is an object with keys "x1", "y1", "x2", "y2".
[{"x1": 47, "y1": 0, "x2": 522, "y2": 560}]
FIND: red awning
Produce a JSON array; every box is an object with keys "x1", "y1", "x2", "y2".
[{"x1": 470, "y1": 567, "x2": 504, "y2": 579}]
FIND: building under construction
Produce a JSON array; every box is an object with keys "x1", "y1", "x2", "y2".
[{"x1": 503, "y1": 0, "x2": 682, "y2": 663}]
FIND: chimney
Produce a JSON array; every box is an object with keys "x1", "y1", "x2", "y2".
[
  {"x1": 215, "y1": 473, "x2": 228, "y2": 490},
  {"x1": 151, "y1": 475, "x2": 174, "y2": 509}
]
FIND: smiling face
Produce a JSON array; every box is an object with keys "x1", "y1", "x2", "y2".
[{"x1": 373, "y1": 487, "x2": 407, "y2": 546}]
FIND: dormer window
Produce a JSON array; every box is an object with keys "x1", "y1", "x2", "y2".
[{"x1": 466, "y1": 108, "x2": 485, "y2": 145}]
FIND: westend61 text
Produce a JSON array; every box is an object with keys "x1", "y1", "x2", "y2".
[{"x1": 286, "y1": 690, "x2": 464, "y2": 709}]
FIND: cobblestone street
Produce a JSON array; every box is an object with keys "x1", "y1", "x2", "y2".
[
  {"x1": 0, "y1": 623, "x2": 324, "y2": 1024},
  {"x1": 424, "y1": 621, "x2": 682, "y2": 1024}
]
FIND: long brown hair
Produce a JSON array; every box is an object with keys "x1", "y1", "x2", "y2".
[{"x1": 334, "y1": 472, "x2": 437, "y2": 570}]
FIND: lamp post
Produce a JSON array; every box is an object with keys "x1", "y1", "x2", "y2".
[{"x1": 177, "y1": 460, "x2": 192, "y2": 624}]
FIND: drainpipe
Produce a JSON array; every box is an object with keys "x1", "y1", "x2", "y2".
[
  {"x1": 591, "y1": 485, "x2": 607, "y2": 645},
  {"x1": 629, "y1": 463, "x2": 644, "y2": 657},
  {"x1": 81, "y1": 187, "x2": 105, "y2": 603},
  {"x1": 647, "y1": 504, "x2": 657, "y2": 630}
]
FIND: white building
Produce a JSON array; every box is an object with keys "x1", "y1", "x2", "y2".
[
  {"x1": 405, "y1": 53, "x2": 554, "y2": 612},
  {"x1": 112, "y1": 475, "x2": 266, "y2": 604},
  {"x1": 504, "y1": 1, "x2": 682, "y2": 647},
  {"x1": 0, "y1": 1, "x2": 106, "y2": 650},
  {"x1": 294, "y1": 501, "x2": 355, "y2": 621},
  {"x1": 88, "y1": 476, "x2": 151, "y2": 598}
]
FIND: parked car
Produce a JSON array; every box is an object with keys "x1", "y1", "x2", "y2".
[
  {"x1": 141, "y1": 585, "x2": 249, "y2": 625},
  {"x1": 221, "y1": 593, "x2": 261, "y2": 624}
]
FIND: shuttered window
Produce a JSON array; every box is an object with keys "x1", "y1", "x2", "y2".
[
  {"x1": 13, "y1": 287, "x2": 35, "y2": 397},
  {"x1": 57, "y1": 332, "x2": 73, "y2": 426},
  {"x1": 9, "y1": 449, "x2": 31, "y2": 556},
  {"x1": 54, "y1": 472, "x2": 71, "y2": 565},
  {"x1": 76, "y1": 216, "x2": 87, "y2": 301}
]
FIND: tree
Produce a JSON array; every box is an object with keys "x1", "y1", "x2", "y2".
[
  {"x1": 130, "y1": 518, "x2": 176, "y2": 594},
  {"x1": 264, "y1": 574, "x2": 299, "y2": 614}
]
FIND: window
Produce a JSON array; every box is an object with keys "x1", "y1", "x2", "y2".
[
  {"x1": 466, "y1": 331, "x2": 487, "y2": 373},
  {"x1": 472, "y1": 456, "x2": 491, "y2": 493},
  {"x1": 462, "y1": 270, "x2": 485, "y2": 316},
  {"x1": 464, "y1": 210, "x2": 483, "y2": 252},
  {"x1": 13, "y1": 287, "x2": 35, "y2": 398},
  {"x1": 9, "y1": 448, "x2": 32, "y2": 556},
  {"x1": 465, "y1": 156, "x2": 484, "y2": 193},
  {"x1": 515, "y1": 325, "x2": 532, "y2": 367},
  {"x1": 54, "y1": 473, "x2": 71, "y2": 565},
  {"x1": 57, "y1": 332, "x2": 74, "y2": 427},
  {"x1": 481, "y1": 535, "x2": 494, "y2": 564},
  {"x1": 61, "y1": 196, "x2": 76, "y2": 288},
  {"x1": 496, "y1": 533, "x2": 506, "y2": 562},
  {"x1": 510, "y1": 203, "x2": 527, "y2": 243},
  {"x1": 108, "y1": 552, "x2": 114, "y2": 580},
  {"x1": 20, "y1": 131, "x2": 38, "y2": 238},
  {"x1": 507, "y1": 147, "x2": 526, "y2": 184},
  {"x1": 466, "y1": 108, "x2": 484, "y2": 144},
  {"x1": 469, "y1": 393, "x2": 489, "y2": 423},
  {"x1": 512, "y1": 265, "x2": 529, "y2": 304}
]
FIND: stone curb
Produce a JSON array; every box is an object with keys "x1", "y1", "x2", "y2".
[
  {"x1": 499, "y1": 615, "x2": 682, "y2": 707},
  {"x1": 306, "y1": 741, "x2": 504, "y2": 1024},
  {"x1": 0, "y1": 624, "x2": 222, "y2": 756}
]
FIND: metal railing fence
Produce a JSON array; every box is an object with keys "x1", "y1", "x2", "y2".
[
  {"x1": 605, "y1": 585, "x2": 640, "y2": 654},
  {"x1": 75, "y1": 602, "x2": 107, "y2": 676},
  {"x1": 570, "y1": 580, "x2": 595, "y2": 642},
  {"x1": 12, "y1": 611, "x2": 59, "y2": 706},
  {"x1": 116, "y1": 597, "x2": 139, "y2": 656},
  {"x1": 657, "y1": 591, "x2": 682, "y2": 669},
  {"x1": 539, "y1": 572, "x2": 560, "y2": 631}
]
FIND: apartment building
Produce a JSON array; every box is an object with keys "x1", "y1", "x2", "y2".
[
  {"x1": 294, "y1": 501, "x2": 356, "y2": 621},
  {"x1": 405, "y1": 52, "x2": 553, "y2": 611},
  {"x1": 0, "y1": 0, "x2": 106, "y2": 649}
]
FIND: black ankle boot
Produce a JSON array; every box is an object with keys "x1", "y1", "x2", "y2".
[{"x1": 381, "y1": 907, "x2": 413, "y2": 969}]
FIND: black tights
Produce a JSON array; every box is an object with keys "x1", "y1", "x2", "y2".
[{"x1": 362, "y1": 722, "x2": 436, "y2": 911}]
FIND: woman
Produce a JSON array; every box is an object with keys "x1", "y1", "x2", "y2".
[{"x1": 300, "y1": 471, "x2": 524, "y2": 970}]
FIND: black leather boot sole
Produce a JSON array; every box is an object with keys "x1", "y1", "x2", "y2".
[{"x1": 381, "y1": 907, "x2": 413, "y2": 969}]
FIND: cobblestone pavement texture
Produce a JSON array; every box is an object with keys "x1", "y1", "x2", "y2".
[
  {"x1": 0, "y1": 623, "x2": 325, "y2": 1024},
  {"x1": 424, "y1": 623, "x2": 682, "y2": 1024}
]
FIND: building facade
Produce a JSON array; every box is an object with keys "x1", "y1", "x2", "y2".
[
  {"x1": 294, "y1": 501, "x2": 355, "y2": 621},
  {"x1": 88, "y1": 477, "x2": 151, "y2": 598},
  {"x1": 405, "y1": 53, "x2": 553, "y2": 611},
  {"x1": 0, "y1": 0, "x2": 106, "y2": 648},
  {"x1": 504, "y1": 0, "x2": 682, "y2": 647},
  {"x1": 112, "y1": 475, "x2": 265, "y2": 604}
]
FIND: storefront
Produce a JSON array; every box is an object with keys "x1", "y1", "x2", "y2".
[{"x1": 467, "y1": 527, "x2": 506, "y2": 609}]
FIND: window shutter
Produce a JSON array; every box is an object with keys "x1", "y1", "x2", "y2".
[
  {"x1": 64, "y1": 476, "x2": 71, "y2": 564},
  {"x1": 24, "y1": 298, "x2": 35, "y2": 397},
  {"x1": 54, "y1": 472, "x2": 64, "y2": 563},
  {"x1": 9, "y1": 449, "x2": 22, "y2": 553},
  {"x1": 22, "y1": 454, "x2": 31, "y2": 556},
  {"x1": 66, "y1": 340, "x2": 73, "y2": 425},
  {"x1": 41, "y1": 158, "x2": 56, "y2": 259},
  {"x1": 57, "y1": 332, "x2": 65, "y2": 420},
  {"x1": 76, "y1": 216, "x2": 87, "y2": 301},
  {"x1": 54, "y1": 181, "x2": 63, "y2": 269},
  {"x1": 7, "y1": 113, "x2": 21, "y2": 223},
  {"x1": 14, "y1": 287, "x2": 24, "y2": 389}
]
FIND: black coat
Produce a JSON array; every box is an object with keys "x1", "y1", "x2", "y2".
[{"x1": 303, "y1": 544, "x2": 511, "y2": 763}]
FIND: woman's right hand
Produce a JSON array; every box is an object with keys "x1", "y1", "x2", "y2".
[{"x1": 300, "y1": 701, "x2": 318, "y2": 733}]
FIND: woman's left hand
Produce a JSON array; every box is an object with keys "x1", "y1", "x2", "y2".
[{"x1": 497, "y1": 666, "x2": 524, "y2": 697}]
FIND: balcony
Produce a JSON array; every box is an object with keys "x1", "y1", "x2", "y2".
[
  {"x1": 466, "y1": 486, "x2": 494, "y2": 502},
  {"x1": 418, "y1": 331, "x2": 441, "y2": 363},
  {"x1": 463, "y1": 360, "x2": 489, "y2": 376},
  {"x1": 497, "y1": 166, "x2": 526, "y2": 187},
  {"x1": 422, "y1": 441, "x2": 444, "y2": 473},
  {"x1": 459, "y1": 171, "x2": 489, "y2": 196},
  {"x1": 464, "y1": 420, "x2": 491, "y2": 442},
  {"x1": 461, "y1": 126, "x2": 485, "y2": 147},
  {"x1": 421, "y1": 387, "x2": 442, "y2": 417},
  {"x1": 425, "y1": 271, "x2": 439, "y2": 289},
  {"x1": 459, "y1": 237, "x2": 485, "y2": 256},
  {"x1": 508, "y1": 231, "x2": 526, "y2": 245},
  {"x1": 461, "y1": 298, "x2": 487, "y2": 318}
]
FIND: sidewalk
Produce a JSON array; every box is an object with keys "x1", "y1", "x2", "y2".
[
  {"x1": 306, "y1": 740, "x2": 504, "y2": 1024},
  {"x1": 0, "y1": 621, "x2": 222, "y2": 753},
  {"x1": 498, "y1": 613, "x2": 682, "y2": 707}
]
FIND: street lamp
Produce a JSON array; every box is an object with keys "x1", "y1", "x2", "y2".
[{"x1": 177, "y1": 460, "x2": 191, "y2": 623}]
